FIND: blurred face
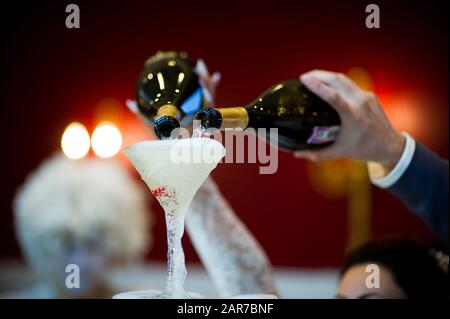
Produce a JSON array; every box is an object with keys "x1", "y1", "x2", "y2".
[{"x1": 336, "y1": 263, "x2": 407, "y2": 299}]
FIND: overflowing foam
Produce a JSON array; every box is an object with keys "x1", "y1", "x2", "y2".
[{"x1": 124, "y1": 138, "x2": 225, "y2": 298}]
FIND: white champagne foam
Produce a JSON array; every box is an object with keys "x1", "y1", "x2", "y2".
[
  {"x1": 125, "y1": 138, "x2": 225, "y2": 217},
  {"x1": 124, "y1": 138, "x2": 225, "y2": 298}
]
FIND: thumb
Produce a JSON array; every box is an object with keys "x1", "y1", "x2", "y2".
[
  {"x1": 195, "y1": 59, "x2": 209, "y2": 78},
  {"x1": 126, "y1": 99, "x2": 139, "y2": 114}
]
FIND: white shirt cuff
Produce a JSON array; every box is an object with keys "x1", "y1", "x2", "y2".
[{"x1": 368, "y1": 132, "x2": 416, "y2": 189}]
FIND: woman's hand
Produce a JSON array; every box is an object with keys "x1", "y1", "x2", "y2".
[{"x1": 195, "y1": 59, "x2": 221, "y2": 105}]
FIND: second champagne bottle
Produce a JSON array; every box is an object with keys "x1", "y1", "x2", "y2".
[{"x1": 194, "y1": 79, "x2": 341, "y2": 151}]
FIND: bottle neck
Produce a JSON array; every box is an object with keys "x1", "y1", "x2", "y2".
[
  {"x1": 216, "y1": 107, "x2": 249, "y2": 129},
  {"x1": 156, "y1": 104, "x2": 180, "y2": 120},
  {"x1": 154, "y1": 104, "x2": 181, "y2": 139}
]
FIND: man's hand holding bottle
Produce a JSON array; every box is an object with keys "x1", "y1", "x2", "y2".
[{"x1": 296, "y1": 70, "x2": 405, "y2": 176}]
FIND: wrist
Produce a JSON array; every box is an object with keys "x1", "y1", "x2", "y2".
[
  {"x1": 369, "y1": 132, "x2": 416, "y2": 188},
  {"x1": 378, "y1": 131, "x2": 405, "y2": 173}
]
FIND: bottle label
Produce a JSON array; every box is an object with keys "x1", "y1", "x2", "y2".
[{"x1": 307, "y1": 125, "x2": 340, "y2": 144}]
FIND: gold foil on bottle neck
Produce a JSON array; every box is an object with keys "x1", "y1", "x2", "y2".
[
  {"x1": 156, "y1": 104, "x2": 179, "y2": 119},
  {"x1": 219, "y1": 107, "x2": 249, "y2": 129}
]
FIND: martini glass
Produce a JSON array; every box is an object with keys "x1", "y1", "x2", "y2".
[{"x1": 113, "y1": 137, "x2": 225, "y2": 299}]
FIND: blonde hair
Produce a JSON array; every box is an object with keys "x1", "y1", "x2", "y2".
[{"x1": 13, "y1": 154, "x2": 153, "y2": 275}]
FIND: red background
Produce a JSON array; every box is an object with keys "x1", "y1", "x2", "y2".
[{"x1": 1, "y1": 0, "x2": 448, "y2": 267}]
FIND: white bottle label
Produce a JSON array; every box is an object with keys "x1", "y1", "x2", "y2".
[{"x1": 307, "y1": 125, "x2": 340, "y2": 144}]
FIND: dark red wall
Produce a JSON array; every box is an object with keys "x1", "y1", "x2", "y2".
[{"x1": 1, "y1": 0, "x2": 448, "y2": 267}]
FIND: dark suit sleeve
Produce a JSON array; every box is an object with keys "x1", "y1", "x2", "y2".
[{"x1": 387, "y1": 142, "x2": 449, "y2": 242}]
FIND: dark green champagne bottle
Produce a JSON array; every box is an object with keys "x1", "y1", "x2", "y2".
[
  {"x1": 136, "y1": 51, "x2": 203, "y2": 139},
  {"x1": 194, "y1": 79, "x2": 341, "y2": 151}
]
